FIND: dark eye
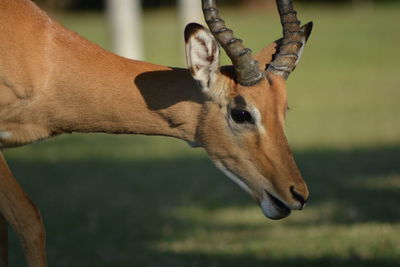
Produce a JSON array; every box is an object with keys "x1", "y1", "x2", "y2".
[{"x1": 230, "y1": 109, "x2": 254, "y2": 124}]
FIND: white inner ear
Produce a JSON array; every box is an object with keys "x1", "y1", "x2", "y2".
[
  {"x1": 295, "y1": 38, "x2": 306, "y2": 66},
  {"x1": 185, "y1": 29, "x2": 220, "y2": 95},
  {"x1": 295, "y1": 26, "x2": 310, "y2": 66}
]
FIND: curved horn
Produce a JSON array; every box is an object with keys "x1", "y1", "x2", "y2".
[
  {"x1": 202, "y1": 0, "x2": 263, "y2": 86},
  {"x1": 267, "y1": 0, "x2": 308, "y2": 79}
]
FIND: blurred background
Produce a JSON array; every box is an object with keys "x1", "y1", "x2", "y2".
[{"x1": 4, "y1": 0, "x2": 400, "y2": 266}]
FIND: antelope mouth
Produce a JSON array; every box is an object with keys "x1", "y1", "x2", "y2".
[
  {"x1": 267, "y1": 192, "x2": 291, "y2": 214},
  {"x1": 260, "y1": 190, "x2": 291, "y2": 220}
]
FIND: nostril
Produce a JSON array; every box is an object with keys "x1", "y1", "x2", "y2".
[{"x1": 290, "y1": 186, "x2": 307, "y2": 209}]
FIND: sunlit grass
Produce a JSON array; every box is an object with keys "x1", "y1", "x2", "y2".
[{"x1": 4, "y1": 3, "x2": 400, "y2": 266}]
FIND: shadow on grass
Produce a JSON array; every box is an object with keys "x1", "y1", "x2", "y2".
[
  {"x1": 127, "y1": 252, "x2": 398, "y2": 267},
  {"x1": 295, "y1": 145, "x2": 400, "y2": 224},
  {"x1": 5, "y1": 144, "x2": 400, "y2": 266}
]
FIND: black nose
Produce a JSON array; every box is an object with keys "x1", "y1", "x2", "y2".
[{"x1": 290, "y1": 186, "x2": 307, "y2": 209}]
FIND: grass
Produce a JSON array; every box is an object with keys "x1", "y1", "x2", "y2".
[{"x1": 3, "y1": 3, "x2": 400, "y2": 266}]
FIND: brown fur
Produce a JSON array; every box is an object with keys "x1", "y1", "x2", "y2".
[{"x1": 0, "y1": 0, "x2": 309, "y2": 266}]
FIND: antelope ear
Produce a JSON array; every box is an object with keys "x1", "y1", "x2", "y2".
[
  {"x1": 254, "y1": 40, "x2": 281, "y2": 72},
  {"x1": 294, "y1": 21, "x2": 313, "y2": 66},
  {"x1": 255, "y1": 22, "x2": 313, "y2": 72},
  {"x1": 184, "y1": 23, "x2": 221, "y2": 100}
]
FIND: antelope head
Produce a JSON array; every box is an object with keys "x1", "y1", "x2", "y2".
[{"x1": 185, "y1": 0, "x2": 313, "y2": 219}]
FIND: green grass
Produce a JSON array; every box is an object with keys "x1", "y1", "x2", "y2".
[{"x1": 3, "y1": 4, "x2": 400, "y2": 266}]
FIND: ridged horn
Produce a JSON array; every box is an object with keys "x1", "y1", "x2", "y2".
[
  {"x1": 267, "y1": 0, "x2": 308, "y2": 79},
  {"x1": 202, "y1": 0, "x2": 263, "y2": 86}
]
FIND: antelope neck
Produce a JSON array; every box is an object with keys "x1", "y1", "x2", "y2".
[{"x1": 47, "y1": 48, "x2": 206, "y2": 142}]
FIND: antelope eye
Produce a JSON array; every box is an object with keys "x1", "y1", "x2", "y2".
[{"x1": 230, "y1": 109, "x2": 254, "y2": 124}]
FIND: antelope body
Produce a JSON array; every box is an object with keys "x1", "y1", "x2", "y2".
[{"x1": 0, "y1": 0, "x2": 312, "y2": 266}]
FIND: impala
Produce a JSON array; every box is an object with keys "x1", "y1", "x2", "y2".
[{"x1": 0, "y1": 0, "x2": 312, "y2": 265}]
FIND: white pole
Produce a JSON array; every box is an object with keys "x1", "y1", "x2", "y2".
[
  {"x1": 106, "y1": 0, "x2": 143, "y2": 60},
  {"x1": 178, "y1": 0, "x2": 204, "y2": 30}
]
